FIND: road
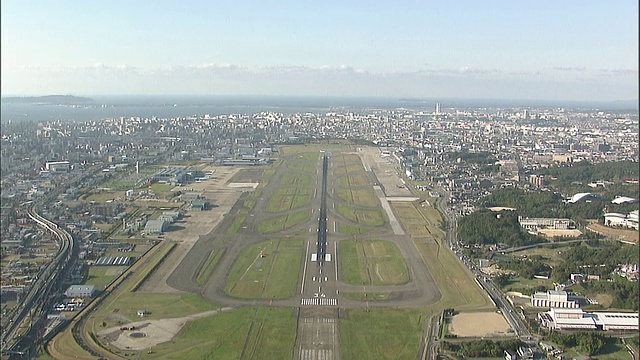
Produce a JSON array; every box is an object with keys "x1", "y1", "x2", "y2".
[
  {"x1": 432, "y1": 186, "x2": 538, "y2": 353},
  {"x1": 1, "y1": 206, "x2": 75, "y2": 358}
]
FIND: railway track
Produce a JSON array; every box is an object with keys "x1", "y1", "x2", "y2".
[{"x1": 1, "y1": 205, "x2": 74, "y2": 357}]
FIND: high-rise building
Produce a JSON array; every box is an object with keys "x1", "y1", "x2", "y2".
[{"x1": 435, "y1": 103, "x2": 441, "y2": 115}]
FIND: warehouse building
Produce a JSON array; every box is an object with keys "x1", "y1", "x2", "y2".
[
  {"x1": 64, "y1": 285, "x2": 97, "y2": 298},
  {"x1": 153, "y1": 167, "x2": 204, "y2": 185},
  {"x1": 144, "y1": 219, "x2": 168, "y2": 235}
]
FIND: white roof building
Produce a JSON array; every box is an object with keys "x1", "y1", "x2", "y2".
[
  {"x1": 539, "y1": 308, "x2": 639, "y2": 331},
  {"x1": 604, "y1": 211, "x2": 639, "y2": 230},
  {"x1": 611, "y1": 196, "x2": 639, "y2": 204},
  {"x1": 567, "y1": 192, "x2": 602, "y2": 203},
  {"x1": 64, "y1": 284, "x2": 97, "y2": 298},
  {"x1": 531, "y1": 290, "x2": 579, "y2": 309},
  {"x1": 594, "y1": 312, "x2": 639, "y2": 331}
]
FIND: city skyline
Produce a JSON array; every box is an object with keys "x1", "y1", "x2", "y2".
[{"x1": 1, "y1": 0, "x2": 638, "y2": 101}]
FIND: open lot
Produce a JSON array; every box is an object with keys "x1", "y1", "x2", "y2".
[
  {"x1": 87, "y1": 266, "x2": 128, "y2": 290},
  {"x1": 448, "y1": 312, "x2": 512, "y2": 337}
]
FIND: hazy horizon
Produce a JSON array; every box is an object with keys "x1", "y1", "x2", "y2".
[{"x1": 2, "y1": 1, "x2": 638, "y2": 102}]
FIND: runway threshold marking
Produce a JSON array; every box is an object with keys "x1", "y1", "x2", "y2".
[{"x1": 301, "y1": 298, "x2": 338, "y2": 306}]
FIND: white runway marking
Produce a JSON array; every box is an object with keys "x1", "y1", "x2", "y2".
[
  {"x1": 300, "y1": 298, "x2": 338, "y2": 306},
  {"x1": 301, "y1": 240, "x2": 310, "y2": 294}
]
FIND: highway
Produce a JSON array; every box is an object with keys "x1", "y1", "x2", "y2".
[{"x1": 1, "y1": 205, "x2": 75, "y2": 358}]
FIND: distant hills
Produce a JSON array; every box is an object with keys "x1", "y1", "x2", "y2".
[{"x1": 1, "y1": 95, "x2": 95, "y2": 105}]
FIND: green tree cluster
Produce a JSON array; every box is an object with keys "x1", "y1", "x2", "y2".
[
  {"x1": 552, "y1": 242, "x2": 639, "y2": 283},
  {"x1": 585, "y1": 280, "x2": 640, "y2": 310},
  {"x1": 551, "y1": 242, "x2": 639, "y2": 310},
  {"x1": 441, "y1": 339, "x2": 523, "y2": 358},
  {"x1": 539, "y1": 161, "x2": 639, "y2": 185},
  {"x1": 545, "y1": 331, "x2": 606, "y2": 356},
  {"x1": 480, "y1": 188, "x2": 607, "y2": 220},
  {"x1": 499, "y1": 258, "x2": 552, "y2": 279},
  {"x1": 457, "y1": 209, "x2": 542, "y2": 246}
]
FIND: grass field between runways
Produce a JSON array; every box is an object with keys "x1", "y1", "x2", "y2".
[
  {"x1": 336, "y1": 188, "x2": 379, "y2": 207},
  {"x1": 255, "y1": 209, "x2": 310, "y2": 233},
  {"x1": 335, "y1": 173, "x2": 370, "y2": 187},
  {"x1": 336, "y1": 203, "x2": 385, "y2": 226},
  {"x1": 279, "y1": 172, "x2": 314, "y2": 186},
  {"x1": 265, "y1": 188, "x2": 313, "y2": 212},
  {"x1": 339, "y1": 240, "x2": 409, "y2": 286},
  {"x1": 225, "y1": 239, "x2": 304, "y2": 299},
  {"x1": 340, "y1": 308, "x2": 430, "y2": 360},
  {"x1": 337, "y1": 221, "x2": 372, "y2": 235}
]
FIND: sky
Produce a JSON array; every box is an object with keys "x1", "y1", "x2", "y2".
[{"x1": 1, "y1": 0, "x2": 638, "y2": 102}]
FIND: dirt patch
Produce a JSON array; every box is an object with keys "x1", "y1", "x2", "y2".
[
  {"x1": 587, "y1": 223, "x2": 639, "y2": 243},
  {"x1": 98, "y1": 307, "x2": 234, "y2": 350},
  {"x1": 449, "y1": 312, "x2": 512, "y2": 337},
  {"x1": 538, "y1": 229, "x2": 583, "y2": 238},
  {"x1": 593, "y1": 293, "x2": 613, "y2": 307}
]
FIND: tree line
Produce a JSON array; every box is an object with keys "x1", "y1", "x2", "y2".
[{"x1": 440, "y1": 339, "x2": 523, "y2": 358}]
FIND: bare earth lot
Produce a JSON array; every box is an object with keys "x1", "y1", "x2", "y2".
[
  {"x1": 587, "y1": 223, "x2": 639, "y2": 243},
  {"x1": 98, "y1": 307, "x2": 234, "y2": 350},
  {"x1": 449, "y1": 312, "x2": 512, "y2": 337}
]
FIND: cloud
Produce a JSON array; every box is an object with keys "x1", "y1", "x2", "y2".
[
  {"x1": 3, "y1": 63, "x2": 637, "y2": 101},
  {"x1": 551, "y1": 66, "x2": 587, "y2": 71}
]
